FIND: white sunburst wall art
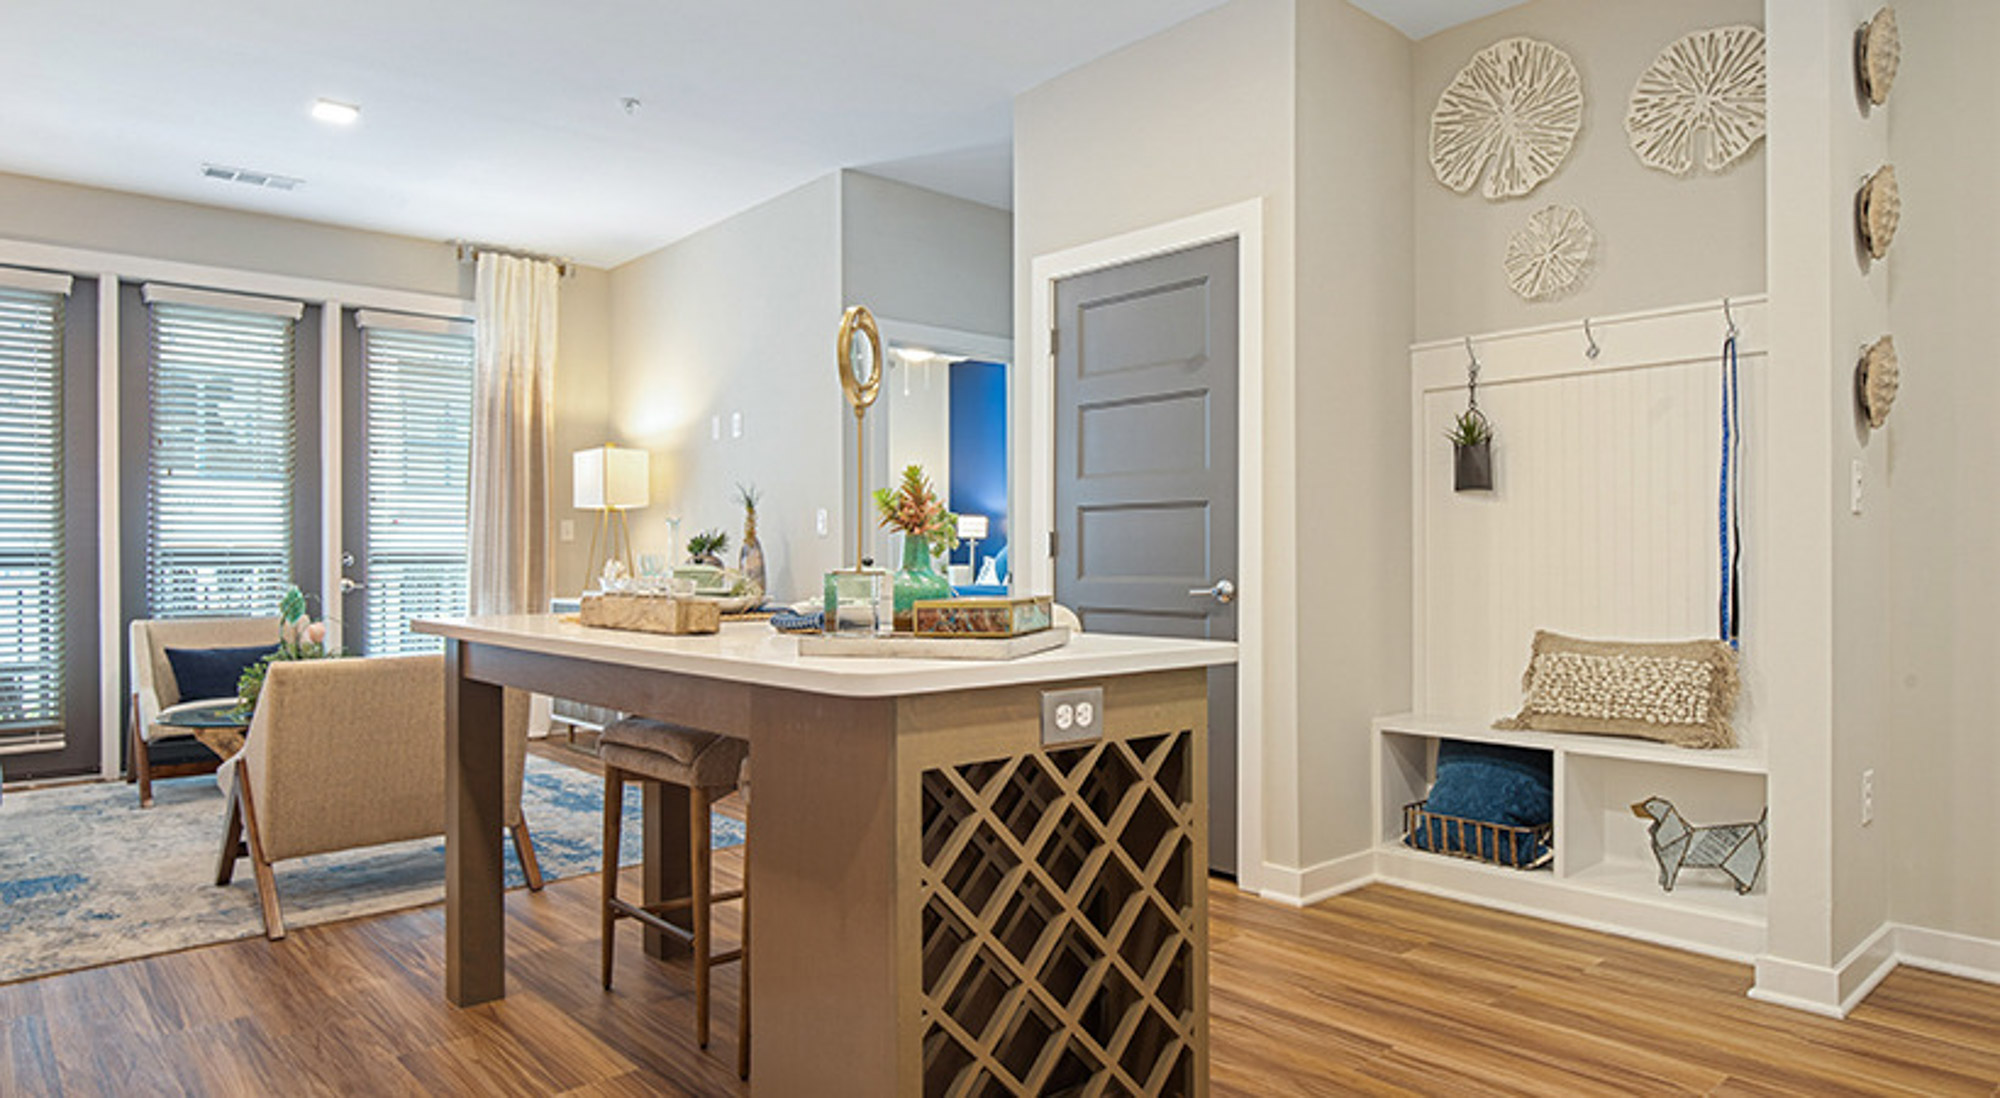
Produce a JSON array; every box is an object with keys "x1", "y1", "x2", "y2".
[
  {"x1": 1505, "y1": 205, "x2": 1596, "y2": 302},
  {"x1": 1430, "y1": 37, "x2": 1584, "y2": 201},
  {"x1": 1625, "y1": 25, "x2": 1768, "y2": 176}
]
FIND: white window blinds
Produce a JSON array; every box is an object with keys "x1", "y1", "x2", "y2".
[
  {"x1": 361, "y1": 322, "x2": 474, "y2": 655},
  {"x1": 145, "y1": 291, "x2": 300, "y2": 619},
  {"x1": 0, "y1": 285, "x2": 66, "y2": 748}
]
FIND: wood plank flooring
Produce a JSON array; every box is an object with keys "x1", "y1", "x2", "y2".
[{"x1": 4, "y1": 769, "x2": 1997, "y2": 1095}]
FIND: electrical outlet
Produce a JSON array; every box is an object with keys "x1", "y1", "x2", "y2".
[
  {"x1": 816, "y1": 508, "x2": 829, "y2": 537},
  {"x1": 730, "y1": 411, "x2": 743, "y2": 439},
  {"x1": 1861, "y1": 768, "x2": 1875, "y2": 826},
  {"x1": 1041, "y1": 686, "x2": 1105, "y2": 747},
  {"x1": 1851, "y1": 458, "x2": 1865, "y2": 515},
  {"x1": 558, "y1": 519, "x2": 575, "y2": 543}
]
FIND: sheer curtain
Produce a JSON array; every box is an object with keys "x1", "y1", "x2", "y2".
[{"x1": 469, "y1": 253, "x2": 559, "y2": 615}]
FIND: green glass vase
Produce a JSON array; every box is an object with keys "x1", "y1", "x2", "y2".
[{"x1": 892, "y1": 534, "x2": 953, "y2": 631}]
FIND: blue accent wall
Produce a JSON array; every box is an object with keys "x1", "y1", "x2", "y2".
[{"x1": 948, "y1": 360, "x2": 1007, "y2": 576}]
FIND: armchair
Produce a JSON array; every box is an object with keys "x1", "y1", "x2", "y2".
[
  {"x1": 128, "y1": 616, "x2": 280, "y2": 807},
  {"x1": 214, "y1": 653, "x2": 543, "y2": 939}
]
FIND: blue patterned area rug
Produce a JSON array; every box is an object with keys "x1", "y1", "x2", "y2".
[{"x1": 0, "y1": 754, "x2": 744, "y2": 985}]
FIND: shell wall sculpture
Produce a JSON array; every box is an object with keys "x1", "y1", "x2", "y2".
[
  {"x1": 1626, "y1": 25, "x2": 1768, "y2": 176},
  {"x1": 1505, "y1": 205, "x2": 1596, "y2": 301},
  {"x1": 1858, "y1": 7, "x2": 1901, "y2": 106},
  {"x1": 1857, "y1": 164, "x2": 1901, "y2": 260},
  {"x1": 1431, "y1": 37, "x2": 1584, "y2": 200},
  {"x1": 1858, "y1": 335, "x2": 1900, "y2": 430}
]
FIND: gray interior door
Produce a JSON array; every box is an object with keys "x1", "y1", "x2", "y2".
[{"x1": 1053, "y1": 238, "x2": 1239, "y2": 877}]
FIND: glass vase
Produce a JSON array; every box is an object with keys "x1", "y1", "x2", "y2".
[{"x1": 892, "y1": 534, "x2": 953, "y2": 632}]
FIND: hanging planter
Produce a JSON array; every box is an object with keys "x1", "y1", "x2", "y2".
[{"x1": 1448, "y1": 409, "x2": 1495, "y2": 492}]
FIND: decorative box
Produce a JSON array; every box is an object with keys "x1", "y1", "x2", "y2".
[
  {"x1": 579, "y1": 593, "x2": 720, "y2": 635},
  {"x1": 911, "y1": 595, "x2": 1053, "y2": 638}
]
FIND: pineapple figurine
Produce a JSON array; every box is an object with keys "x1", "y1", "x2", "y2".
[{"x1": 736, "y1": 483, "x2": 766, "y2": 599}]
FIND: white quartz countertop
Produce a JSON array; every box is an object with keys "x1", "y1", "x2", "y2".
[{"x1": 413, "y1": 614, "x2": 1237, "y2": 698}]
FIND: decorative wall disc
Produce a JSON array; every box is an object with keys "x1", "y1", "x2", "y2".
[
  {"x1": 1857, "y1": 164, "x2": 1901, "y2": 260},
  {"x1": 1504, "y1": 205, "x2": 1595, "y2": 301},
  {"x1": 1857, "y1": 334, "x2": 1900, "y2": 430},
  {"x1": 1857, "y1": 7, "x2": 1901, "y2": 106},
  {"x1": 1625, "y1": 25, "x2": 1768, "y2": 175},
  {"x1": 1430, "y1": 37, "x2": 1583, "y2": 200}
]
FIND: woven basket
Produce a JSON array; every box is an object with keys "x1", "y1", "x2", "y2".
[{"x1": 1403, "y1": 800, "x2": 1553, "y2": 870}]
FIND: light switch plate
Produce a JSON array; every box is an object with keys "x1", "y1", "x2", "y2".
[
  {"x1": 1041, "y1": 686, "x2": 1105, "y2": 747},
  {"x1": 730, "y1": 411, "x2": 743, "y2": 438},
  {"x1": 816, "y1": 508, "x2": 829, "y2": 536},
  {"x1": 559, "y1": 519, "x2": 575, "y2": 543}
]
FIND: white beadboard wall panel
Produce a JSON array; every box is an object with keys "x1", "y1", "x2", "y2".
[{"x1": 1411, "y1": 298, "x2": 1769, "y2": 752}]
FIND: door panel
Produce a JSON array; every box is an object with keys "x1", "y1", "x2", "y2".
[{"x1": 1054, "y1": 238, "x2": 1239, "y2": 876}]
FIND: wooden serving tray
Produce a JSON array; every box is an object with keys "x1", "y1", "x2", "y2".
[
  {"x1": 579, "y1": 593, "x2": 721, "y2": 635},
  {"x1": 796, "y1": 627, "x2": 1069, "y2": 661}
]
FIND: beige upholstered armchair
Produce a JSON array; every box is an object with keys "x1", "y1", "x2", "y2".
[
  {"x1": 214, "y1": 653, "x2": 543, "y2": 939},
  {"x1": 129, "y1": 616, "x2": 280, "y2": 807}
]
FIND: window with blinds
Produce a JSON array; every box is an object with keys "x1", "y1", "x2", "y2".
[
  {"x1": 0, "y1": 286, "x2": 66, "y2": 749},
  {"x1": 362, "y1": 324, "x2": 474, "y2": 655},
  {"x1": 146, "y1": 294, "x2": 299, "y2": 619}
]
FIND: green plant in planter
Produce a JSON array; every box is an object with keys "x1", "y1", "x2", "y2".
[
  {"x1": 686, "y1": 528, "x2": 730, "y2": 567},
  {"x1": 233, "y1": 585, "x2": 346, "y2": 717},
  {"x1": 1445, "y1": 408, "x2": 1493, "y2": 446}
]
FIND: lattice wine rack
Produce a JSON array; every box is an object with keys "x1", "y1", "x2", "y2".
[{"x1": 918, "y1": 729, "x2": 1201, "y2": 1097}]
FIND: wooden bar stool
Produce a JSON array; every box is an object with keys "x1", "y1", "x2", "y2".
[{"x1": 599, "y1": 717, "x2": 750, "y2": 1072}]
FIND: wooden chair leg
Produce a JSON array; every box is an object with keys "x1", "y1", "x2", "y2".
[
  {"x1": 511, "y1": 813, "x2": 544, "y2": 892},
  {"x1": 601, "y1": 766, "x2": 624, "y2": 990},
  {"x1": 126, "y1": 697, "x2": 139, "y2": 786},
  {"x1": 235, "y1": 771, "x2": 285, "y2": 940},
  {"x1": 215, "y1": 781, "x2": 244, "y2": 886},
  {"x1": 132, "y1": 706, "x2": 155, "y2": 809},
  {"x1": 692, "y1": 785, "x2": 713, "y2": 1048},
  {"x1": 738, "y1": 839, "x2": 751, "y2": 1081}
]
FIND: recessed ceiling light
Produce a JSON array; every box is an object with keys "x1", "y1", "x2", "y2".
[{"x1": 311, "y1": 98, "x2": 360, "y2": 125}]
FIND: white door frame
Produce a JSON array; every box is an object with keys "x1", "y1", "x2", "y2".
[{"x1": 1024, "y1": 199, "x2": 1267, "y2": 893}]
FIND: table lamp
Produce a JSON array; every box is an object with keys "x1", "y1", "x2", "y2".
[
  {"x1": 956, "y1": 514, "x2": 989, "y2": 574},
  {"x1": 575, "y1": 444, "x2": 649, "y2": 587}
]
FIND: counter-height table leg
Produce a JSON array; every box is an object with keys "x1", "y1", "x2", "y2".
[{"x1": 444, "y1": 639, "x2": 508, "y2": 1006}]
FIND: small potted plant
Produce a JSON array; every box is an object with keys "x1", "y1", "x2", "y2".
[
  {"x1": 873, "y1": 465, "x2": 958, "y2": 630},
  {"x1": 1447, "y1": 409, "x2": 1494, "y2": 492},
  {"x1": 686, "y1": 528, "x2": 730, "y2": 568},
  {"x1": 235, "y1": 585, "x2": 344, "y2": 717}
]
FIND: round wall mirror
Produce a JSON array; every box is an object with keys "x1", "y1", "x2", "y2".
[{"x1": 837, "y1": 305, "x2": 883, "y2": 413}]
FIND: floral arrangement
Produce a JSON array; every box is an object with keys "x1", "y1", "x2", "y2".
[
  {"x1": 234, "y1": 586, "x2": 343, "y2": 716},
  {"x1": 873, "y1": 464, "x2": 959, "y2": 558}
]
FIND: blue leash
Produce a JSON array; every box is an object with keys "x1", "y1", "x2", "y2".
[{"x1": 1718, "y1": 333, "x2": 1742, "y2": 649}]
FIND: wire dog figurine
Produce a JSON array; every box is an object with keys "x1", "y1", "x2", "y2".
[{"x1": 1630, "y1": 796, "x2": 1767, "y2": 895}]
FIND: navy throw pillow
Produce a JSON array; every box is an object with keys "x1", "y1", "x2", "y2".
[
  {"x1": 164, "y1": 644, "x2": 278, "y2": 702},
  {"x1": 1408, "y1": 740, "x2": 1554, "y2": 867}
]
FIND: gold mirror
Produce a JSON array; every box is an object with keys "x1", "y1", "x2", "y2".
[{"x1": 838, "y1": 305, "x2": 883, "y2": 413}]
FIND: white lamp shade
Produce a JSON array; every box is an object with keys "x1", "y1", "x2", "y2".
[
  {"x1": 957, "y1": 514, "x2": 989, "y2": 539},
  {"x1": 574, "y1": 445, "x2": 649, "y2": 510}
]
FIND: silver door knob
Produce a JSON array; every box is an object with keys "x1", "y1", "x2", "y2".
[
  {"x1": 1188, "y1": 579, "x2": 1236, "y2": 604},
  {"x1": 339, "y1": 576, "x2": 364, "y2": 594}
]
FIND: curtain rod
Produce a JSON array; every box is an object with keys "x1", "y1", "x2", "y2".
[{"x1": 451, "y1": 241, "x2": 574, "y2": 279}]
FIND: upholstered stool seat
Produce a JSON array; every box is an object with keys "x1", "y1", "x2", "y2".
[{"x1": 598, "y1": 716, "x2": 750, "y2": 1078}]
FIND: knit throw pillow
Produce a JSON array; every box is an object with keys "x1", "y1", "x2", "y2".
[{"x1": 1493, "y1": 631, "x2": 1740, "y2": 749}]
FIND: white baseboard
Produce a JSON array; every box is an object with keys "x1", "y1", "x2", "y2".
[
  {"x1": 1751, "y1": 921, "x2": 1897, "y2": 1018},
  {"x1": 1895, "y1": 923, "x2": 2000, "y2": 988},
  {"x1": 1255, "y1": 849, "x2": 1377, "y2": 908}
]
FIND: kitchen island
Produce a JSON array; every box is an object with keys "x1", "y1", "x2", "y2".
[{"x1": 414, "y1": 614, "x2": 1236, "y2": 1096}]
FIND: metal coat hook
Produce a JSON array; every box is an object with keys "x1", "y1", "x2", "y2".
[
  {"x1": 1723, "y1": 297, "x2": 1740, "y2": 340},
  {"x1": 1583, "y1": 317, "x2": 1600, "y2": 359}
]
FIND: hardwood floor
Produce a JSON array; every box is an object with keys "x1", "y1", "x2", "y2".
[{"x1": 4, "y1": 824, "x2": 1997, "y2": 1094}]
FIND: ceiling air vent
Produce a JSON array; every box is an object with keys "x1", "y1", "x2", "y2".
[{"x1": 200, "y1": 163, "x2": 304, "y2": 191}]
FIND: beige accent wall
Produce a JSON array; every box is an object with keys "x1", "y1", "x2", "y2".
[
  {"x1": 1885, "y1": 0, "x2": 2000, "y2": 942},
  {"x1": 1016, "y1": 0, "x2": 1415, "y2": 877},
  {"x1": 607, "y1": 175, "x2": 846, "y2": 602},
  {"x1": 1410, "y1": 0, "x2": 1765, "y2": 343},
  {"x1": 0, "y1": 170, "x2": 612, "y2": 608}
]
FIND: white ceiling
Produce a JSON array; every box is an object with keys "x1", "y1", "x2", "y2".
[
  {"x1": 1348, "y1": 0, "x2": 1534, "y2": 40},
  {"x1": 3, "y1": 1, "x2": 1524, "y2": 270}
]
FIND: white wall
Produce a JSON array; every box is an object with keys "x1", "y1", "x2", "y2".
[
  {"x1": 842, "y1": 171, "x2": 1011, "y2": 340},
  {"x1": 607, "y1": 175, "x2": 845, "y2": 602},
  {"x1": 1294, "y1": 0, "x2": 1414, "y2": 869},
  {"x1": 1885, "y1": 0, "x2": 2000, "y2": 944},
  {"x1": 1411, "y1": 0, "x2": 1766, "y2": 343}
]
